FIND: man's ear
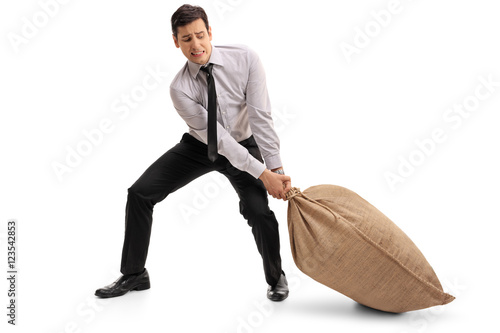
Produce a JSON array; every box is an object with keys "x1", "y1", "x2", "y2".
[
  {"x1": 208, "y1": 26, "x2": 212, "y2": 42},
  {"x1": 173, "y1": 34, "x2": 180, "y2": 48}
]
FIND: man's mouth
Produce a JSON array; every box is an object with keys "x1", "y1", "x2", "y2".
[{"x1": 191, "y1": 50, "x2": 205, "y2": 57}]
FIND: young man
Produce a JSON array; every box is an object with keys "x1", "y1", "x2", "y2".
[{"x1": 95, "y1": 4, "x2": 291, "y2": 301}]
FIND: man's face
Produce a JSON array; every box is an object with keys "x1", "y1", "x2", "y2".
[{"x1": 173, "y1": 18, "x2": 212, "y2": 65}]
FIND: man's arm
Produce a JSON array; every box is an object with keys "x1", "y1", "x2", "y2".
[
  {"x1": 245, "y1": 47, "x2": 291, "y2": 200},
  {"x1": 170, "y1": 87, "x2": 291, "y2": 200},
  {"x1": 245, "y1": 47, "x2": 283, "y2": 171}
]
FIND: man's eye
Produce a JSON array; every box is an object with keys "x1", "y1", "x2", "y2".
[
  {"x1": 197, "y1": 35, "x2": 204, "y2": 39},
  {"x1": 183, "y1": 38, "x2": 191, "y2": 42}
]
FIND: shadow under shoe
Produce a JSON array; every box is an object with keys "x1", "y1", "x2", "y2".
[{"x1": 95, "y1": 268, "x2": 150, "y2": 298}]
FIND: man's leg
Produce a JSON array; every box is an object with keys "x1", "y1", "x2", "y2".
[
  {"x1": 217, "y1": 137, "x2": 283, "y2": 288},
  {"x1": 96, "y1": 133, "x2": 215, "y2": 298},
  {"x1": 120, "y1": 133, "x2": 214, "y2": 275}
]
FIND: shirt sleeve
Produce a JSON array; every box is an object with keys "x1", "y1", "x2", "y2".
[
  {"x1": 170, "y1": 86, "x2": 267, "y2": 179},
  {"x1": 245, "y1": 47, "x2": 283, "y2": 170}
]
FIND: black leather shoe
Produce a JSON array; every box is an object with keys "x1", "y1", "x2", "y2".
[
  {"x1": 95, "y1": 268, "x2": 150, "y2": 298},
  {"x1": 267, "y1": 273, "x2": 289, "y2": 301}
]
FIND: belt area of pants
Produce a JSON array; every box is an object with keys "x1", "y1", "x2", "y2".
[{"x1": 181, "y1": 132, "x2": 257, "y2": 149}]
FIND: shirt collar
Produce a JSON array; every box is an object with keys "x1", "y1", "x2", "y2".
[{"x1": 187, "y1": 45, "x2": 224, "y2": 79}]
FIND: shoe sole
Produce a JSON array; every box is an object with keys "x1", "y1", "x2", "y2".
[{"x1": 267, "y1": 292, "x2": 289, "y2": 302}]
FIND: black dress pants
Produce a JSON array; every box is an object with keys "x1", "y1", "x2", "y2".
[{"x1": 120, "y1": 133, "x2": 283, "y2": 287}]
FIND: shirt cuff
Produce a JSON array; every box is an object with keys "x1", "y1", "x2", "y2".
[
  {"x1": 263, "y1": 153, "x2": 283, "y2": 171},
  {"x1": 247, "y1": 160, "x2": 267, "y2": 179}
]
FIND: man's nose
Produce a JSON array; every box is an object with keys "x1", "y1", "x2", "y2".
[{"x1": 192, "y1": 38, "x2": 201, "y2": 49}]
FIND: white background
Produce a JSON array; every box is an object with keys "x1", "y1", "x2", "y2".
[{"x1": 1, "y1": 0, "x2": 499, "y2": 332}]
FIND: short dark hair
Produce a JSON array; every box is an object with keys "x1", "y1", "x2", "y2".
[{"x1": 171, "y1": 4, "x2": 209, "y2": 38}]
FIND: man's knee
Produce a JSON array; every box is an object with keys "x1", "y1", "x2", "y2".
[
  {"x1": 127, "y1": 185, "x2": 146, "y2": 201},
  {"x1": 240, "y1": 197, "x2": 275, "y2": 227},
  {"x1": 127, "y1": 181, "x2": 159, "y2": 204}
]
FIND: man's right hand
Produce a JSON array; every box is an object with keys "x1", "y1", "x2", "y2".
[{"x1": 259, "y1": 169, "x2": 291, "y2": 201}]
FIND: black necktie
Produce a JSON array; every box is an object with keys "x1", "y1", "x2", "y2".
[{"x1": 200, "y1": 64, "x2": 218, "y2": 162}]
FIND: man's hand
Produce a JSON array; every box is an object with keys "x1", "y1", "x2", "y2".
[{"x1": 259, "y1": 168, "x2": 292, "y2": 201}]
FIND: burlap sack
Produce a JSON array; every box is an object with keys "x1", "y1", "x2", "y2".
[{"x1": 286, "y1": 185, "x2": 454, "y2": 313}]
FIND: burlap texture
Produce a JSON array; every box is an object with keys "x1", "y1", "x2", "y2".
[{"x1": 286, "y1": 185, "x2": 455, "y2": 313}]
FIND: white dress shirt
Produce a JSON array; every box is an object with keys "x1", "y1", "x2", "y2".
[{"x1": 169, "y1": 44, "x2": 282, "y2": 179}]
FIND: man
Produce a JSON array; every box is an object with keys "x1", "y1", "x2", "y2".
[{"x1": 95, "y1": 4, "x2": 291, "y2": 301}]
